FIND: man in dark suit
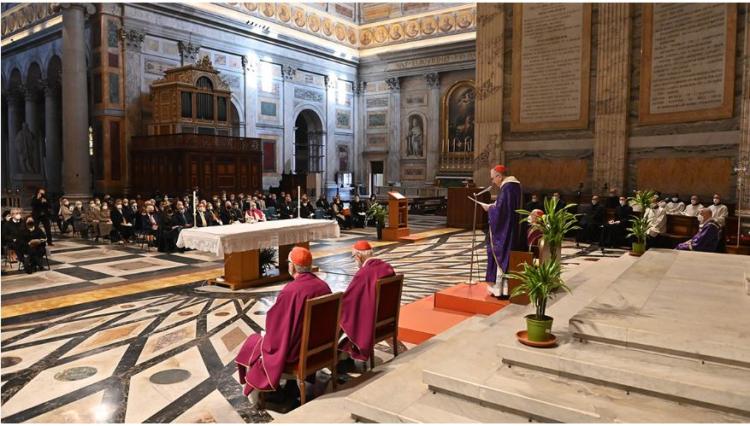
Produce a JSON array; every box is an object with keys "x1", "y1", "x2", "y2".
[
  {"x1": 19, "y1": 217, "x2": 47, "y2": 274},
  {"x1": 576, "y1": 195, "x2": 605, "y2": 247},
  {"x1": 525, "y1": 193, "x2": 543, "y2": 213},
  {"x1": 31, "y1": 188, "x2": 53, "y2": 246},
  {"x1": 601, "y1": 196, "x2": 634, "y2": 248},
  {"x1": 350, "y1": 195, "x2": 367, "y2": 228},
  {"x1": 174, "y1": 201, "x2": 194, "y2": 229},
  {"x1": 111, "y1": 199, "x2": 135, "y2": 243}
]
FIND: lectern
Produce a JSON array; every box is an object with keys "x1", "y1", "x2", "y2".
[{"x1": 383, "y1": 191, "x2": 410, "y2": 241}]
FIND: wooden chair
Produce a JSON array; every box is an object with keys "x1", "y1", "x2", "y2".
[
  {"x1": 369, "y1": 274, "x2": 405, "y2": 370},
  {"x1": 281, "y1": 291, "x2": 343, "y2": 406}
]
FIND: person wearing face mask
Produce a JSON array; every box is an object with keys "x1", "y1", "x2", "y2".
[
  {"x1": 605, "y1": 188, "x2": 620, "y2": 209},
  {"x1": 71, "y1": 201, "x2": 86, "y2": 236},
  {"x1": 19, "y1": 217, "x2": 47, "y2": 274},
  {"x1": 140, "y1": 204, "x2": 159, "y2": 247},
  {"x1": 682, "y1": 195, "x2": 703, "y2": 217},
  {"x1": 31, "y1": 188, "x2": 53, "y2": 246},
  {"x1": 525, "y1": 193, "x2": 543, "y2": 213},
  {"x1": 2, "y1": 209, "x2": 23, "y2": 263},
  {"x1": 206, "y1": 202, "x2": 222, "y2": 226},
  {"x1": 708, "y1": 193, "x2": 728, "y2": 228},
  {"x1": 97, "y1": 201, "x2": 114, "y2": 241},
  {"x1": 550, "y1": 192, "x2": 566, "y2": 212},
  {"x1": 676, "y1": 208, "x2": 721, "y2": 252},
  {"x1": 174, "y1": 201, "x2": 194, "y2": 230},
  {"x1": 601, "y1": 196, "x2": 634, "y2": 248},
  {"x1": 57, "y1": 198, "x2": 74, "y2": 234},
  {"x1": 576, "y1": 195, "x2": 605, "y2": 248},
  {"x1": 84, "y1": 201, "x2": 100, "y2": 240},
  {"x1": 110, "y1": 199, "x2": 135, "y2": 243},
  {"x1": 644, "y1": 195, "x2": 668, "y2": 247},
  {"x1": 665, "y1": 194, "x2": 685, "y2": 215},
  {"x1": 158, "y1": 207, "x2": 180, "y2": 253},
  {"x1": 244, "y1": 201, "x2": 267, "y2": 223},
  {"x1": 195, "y1": 203, "x2": 210, "y2": 227},
  {"x1": 235, "y1": 247, "x2": 331, "y2": 408},
  {"x1": 338, "y1": 240, "x2": 395, "y2": 366}
]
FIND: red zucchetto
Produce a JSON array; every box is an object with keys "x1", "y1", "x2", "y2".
[
  {"x1": 289, "y1": 246, "x2": 312, "y2": 267},
  {"x1": 353, "y1": 240, "x2": 372, "y2": 251},
  {"x1": 493, "y1": 165, "x2": 506, "y2": 174}
]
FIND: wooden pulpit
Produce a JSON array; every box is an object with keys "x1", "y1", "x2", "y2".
[{"x1": 383, "y1": 191, "x2": 410, "y2": 241}]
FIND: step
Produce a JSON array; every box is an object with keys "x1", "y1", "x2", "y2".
[
  {"x1": 398, "y1": 227, "x2": 462, "y2": 243},
  {"x1": 433, "y1": 282, "x2": 509, "y2": 315},
  {"x1": 497, "y1": 339, "x2": 750, "y2": 415},
  {"x1": 397, "y1": 295, "x2": 473, "y2": 345},
  {"x1": 423, "y1": 363, "x2": 750, "y2": 423}
]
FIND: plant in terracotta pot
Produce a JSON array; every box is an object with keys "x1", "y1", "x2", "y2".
[
  {"x1": 506, "y1": 258, "x2": 570, "y2": 342},
  {"x1": 517, "y1": 197, "x2": 580, "y2": 262},
  {"x1": 366, "y1": 202, "x2": 387, "y2": 240}
]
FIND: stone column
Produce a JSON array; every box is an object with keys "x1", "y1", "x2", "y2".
[
  {"x1": 281, "y1": 64, "x2": 297, "y2": 175},
  {"x1": 5, "y1": 90, "x2": 23, "y2": 183},
  {"x1": 385, "y1": 77, "x2": 401, "y2": 184},
  {"x1": 425, "y1": 72, "x2": 441, "y2": 184},
  {"x1": 61, "y1": 3, "x2": 95, "y2": 199},
  {"x1": 353, "y1": 81, "x2": 366, "y2": 188},
  {"x1": 738, "y1": 7, "x2": 750, "y2": 210},
  {"x1": 592, "y1": 4, "x2": 631, "y2": 196},
  {"x1": 121, "y1": 27, "x2": 145, "y2": 196},
  {"x1": 474, "y1": 3, "x2": 504, "y2": 187},
  {"x1": 44, "y1": 80, "x2": 62, "y2": 193},
  {"x1": 24, "y1": 88, "x2": 43, "y2": 177}
]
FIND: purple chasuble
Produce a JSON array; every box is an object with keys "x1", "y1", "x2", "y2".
[
  {"x1": 340, "y1": 258, "x2": 395, "y2": 361},
  {"x1": 676, "y1": 219, "x2": 720, "y2": 252},
  {"x1": 235, "y1": 272, "x2": 331, "y2": 395},
  {"x1": 486, "y1": 177, "x2": 522, "y2": 283}
]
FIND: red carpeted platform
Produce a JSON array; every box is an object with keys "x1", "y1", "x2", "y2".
[
  {"x1": 397, "y1": 295, "x2": 473, "y2": 345},
  {"x1": 433, "y1": 282, "x2": 509, "y2": 315}
]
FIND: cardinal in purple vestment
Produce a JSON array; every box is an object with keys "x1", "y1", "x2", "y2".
[
  {"x1": 235, "y1": 246, "x2": 331, "y2": 405},
  {"x1": 483, "y1": 165, "x2": 522, "y2": 297},
  {"x1": 339, "y1": 240, "x2": 395, "y2": 361},
  {"x1": 676, "y1": 208, "x2": 721, "y2": 252}
]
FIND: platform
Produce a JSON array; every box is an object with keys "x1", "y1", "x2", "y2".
[
  {"x1": 433, "y1": 282, "x2": 509, "y2": 315},
  {"x1": 397, "y1": 295, "x2": 473, "y2": 345}
]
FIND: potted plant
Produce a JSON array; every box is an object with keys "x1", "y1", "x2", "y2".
[
  {"x1": 626, "y1": 216, "x2": 649, "y2": 256},
  {"x1": 517, "y1": 197, "x2": 580, "y2": 262},
  {"x1": 507, "y1": 259, "x2": 570, "y2": 342},
  {"x1": 625, "y1": 189, "x2": 656, "y2": 256},
  {"x1": 259, "y1": 248, "x2": 278, "y2": 276},
  {"x1": 367, "y1": 202, "x2": 387, "y2": 240}
]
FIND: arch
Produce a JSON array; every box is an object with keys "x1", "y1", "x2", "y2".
[
  {"x1": 403, "y1": 110, "x2": 427, "y2": 158},
  {"x1": 9, "y1": 67, "x2": 23, "y2": 88},
  {"x1": 294, "y1": 108, "x2": 325, "y2": 174},
  {"x1": 196, "y1": 76, "x2": 213, "y2": 90},
  {"x1": 46, "y1": 55, "x2": 61, "y2": 84},
  {"x1": 25, "y1": 62, "x2": 42, "y2": 91}
]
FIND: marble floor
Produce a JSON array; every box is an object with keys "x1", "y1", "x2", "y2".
[{"x1": 1, "y1": 215, "x2": 625, "y2": 423}]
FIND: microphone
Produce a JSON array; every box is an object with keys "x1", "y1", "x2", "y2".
[{"x1": 474, "y1": 185, "x2": 493, "y2": 196}]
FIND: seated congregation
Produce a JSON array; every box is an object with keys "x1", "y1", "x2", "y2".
[
  {"x1": 235, "y1": 241, "x2": 400, "y2": 409},
  {"x1": 523, "y1": 190, "x2": 733, "y2": 255},
  {"x1": 1, "y1": 186, "x2": 378, "y2": 275}
]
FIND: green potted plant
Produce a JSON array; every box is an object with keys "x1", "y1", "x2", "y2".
[
  {"x1": 517, "y1": 197, "x2": 580, "y2": 262},
  {"x1": 625, "y1": 189, "x2": 656, "y2": 256},
  {"x1": 367, "y1": 202, "x2": 387, "y2": 240},
  {"x1": 626, "y1": 216, "x2": 649, "y2": 256},
  {"x1": 507, "y1": 259, "x2": 570, "y2": 342},
  {"x1": 259, "y1": 248, "x2": 278, "y2": 276}
]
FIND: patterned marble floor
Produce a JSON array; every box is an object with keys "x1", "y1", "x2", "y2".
[{"x1": 1, "y1": 215, "x2": 625, "y2": 423}]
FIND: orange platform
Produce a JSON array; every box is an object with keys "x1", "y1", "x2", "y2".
[
  {"x1": 433, "y1": 282, "x2": 509, "y2": 315},
  {"x1": 397, "y1": 295, "x2": 473, "y2": 345}
]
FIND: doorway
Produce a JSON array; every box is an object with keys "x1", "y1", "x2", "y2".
[{"x1": 369, "y1": 161, "x2": 384, "y2": 196}]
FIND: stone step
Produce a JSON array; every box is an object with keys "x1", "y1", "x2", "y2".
[
  {"x1": 497, "y1": 339, "x2": 750, "y2": 415},
  {"x1": 423, "y1": 363, "x2": 750, "y2": 423}
]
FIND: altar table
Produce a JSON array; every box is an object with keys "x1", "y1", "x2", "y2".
[{"x1": 176, "y1": 218, "x2": 340, "y2": 290}]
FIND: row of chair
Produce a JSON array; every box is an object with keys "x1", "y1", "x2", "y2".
[{"x1": 270, "y1": 274, "x2": 404, "y2": 406}]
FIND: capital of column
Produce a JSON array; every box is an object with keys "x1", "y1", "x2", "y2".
[
  {"x1": 324, "y1": 76, "x2": 337, "y2": 90},
  {"x1": 281, "y1": 64, "x2": 297, "y2": 80},
  {"x1": 385, "y1": 77, "x2": 400, "y2": 92},
  {"x1": 178, "y1": 40, "x2": 201, "y2": 64},
  {"x1": 119, "y1": 27, "x2": 145, "y2": 50},
  {"x1": 424, "y1": 72, "x2": 440, "y2": 89},
  {"x1": 41, "y1": 77, "x2": 62, "y2": 99},
  {"x1": 59, "y1": 3, "x2": 96, "y2": 16},
  {"x1": 4, "y1": 86, "x2": 26, "y2": 104},
  {"x1": 24, "y1": 85, "x2": 44, "y2": 103},
  {"x1": 354, "y1": 81, "x2": 367, "y2": 95}
]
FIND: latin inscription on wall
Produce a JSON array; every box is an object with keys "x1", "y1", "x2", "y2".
[
  {"x1": 511, "y1": 4, "x2": 591, "y2": 132},
  {"x1": 639, "y1": 4, "x2": 736, "y2": 124}
]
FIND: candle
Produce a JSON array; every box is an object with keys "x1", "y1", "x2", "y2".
[{"x1": 297, "y1": 185, "x2": 301, "y2": 218}]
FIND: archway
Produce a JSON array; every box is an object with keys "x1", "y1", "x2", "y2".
[{"x1": 293, "y1": 109, "x2": 325, "y2": 198}]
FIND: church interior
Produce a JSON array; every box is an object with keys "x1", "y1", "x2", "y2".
[{"x1": 1, "y1": 2, "x2": 750, "y2": 423}]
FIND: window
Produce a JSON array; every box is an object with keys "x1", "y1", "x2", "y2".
[
  {"x1": 196, "y1": 93, "x2": 214, "y2": 120},
  {"x1": 217, "y1": 97, "x2": 227, "y2": 121},
  {"x1": 181, "y1": 92, "x2": 192, "y2": 118}
]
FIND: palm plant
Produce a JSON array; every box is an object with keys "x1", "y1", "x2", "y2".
[
  {"x1": 507, "y1": 259, "x2": 570, "y2": 321},
  {"x1": 366, "y1": 202, "x2": 387, "y2": 226},
  {"x1": 629, "y1": 189, "x2": 657, "y2": 212},
  {"x1": 517, "y1": 197, "x2": 580, "y2": 262},
  {"x1": 259, "y1": 248, "x2": 278, "y2": 275},
  {"x1": 626, "y1": 215, "x2": 649, "y2": 255}
]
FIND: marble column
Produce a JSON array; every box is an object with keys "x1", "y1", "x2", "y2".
[
  {"x1": 474, "y1": 3, "x2": 504, "y2": 187},
  {"x1": 738, "y1": 8, "x2": 750, "y2": 210},
  {"x1": 425, "y1": 72, "x2": 441, "y2": 184},
  {"x1": 121, "y1": 27, "x2": 145, "y2": 196},
  {"x1": 24, "y1": 88, "x2": 43, "y2": 177},
  {"x1": 385, "y1": 77, "x2": 401, "y2": 184},
  {"x1": 281, "y1": 64, "x2": 297, "y2": 175},
  {"x1": 44, "y1": 80, "x2": 62, "y2": 193},
  {"x1": 592, "y1": 4, "x2": 631, "y2": 195},
  {"x1": 61, "y1": 3, "x2": 95, "y2": 199},
  {"x1": 5, "y1": 90, "x2": 23, "y2": 182}
]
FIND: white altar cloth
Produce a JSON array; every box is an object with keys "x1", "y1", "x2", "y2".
[{"x1": 176, "y1": 219, "x2": 340, "y2": 257}]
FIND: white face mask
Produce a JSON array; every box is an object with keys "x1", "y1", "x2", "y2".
[
  {"x1": 713, "y1": 198, "x2": 720, "y2": 205},
  {"x1": 691, "y1": 200, "x2": 698, "y2": 205},
  {"x1": 14, "y1": 214, "x2": 21, "y2": 220},
  {"x1": 657, "y1": 201, "x2": 666, "y2": 208},
  {"x1": 619, "y1": 200, "x2": 626, "y2": 206},
  {"x1": 116, "y1": 204, "x2": 122, "y2": 209},
  {"x1": 671, "y1": 197, "x2": 678, "y2": 202}
]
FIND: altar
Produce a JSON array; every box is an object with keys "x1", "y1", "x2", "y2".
[{"x1": 176, "y1": 218, "x2": 340, "y2": 290}]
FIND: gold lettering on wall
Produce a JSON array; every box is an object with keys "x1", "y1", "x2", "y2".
[
  {"x1": 511, "y1": 4, "x2": 591, "y2": 132},
  {"x1": 639, "y1": 4, "x2": 736, "y2": 124}
]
